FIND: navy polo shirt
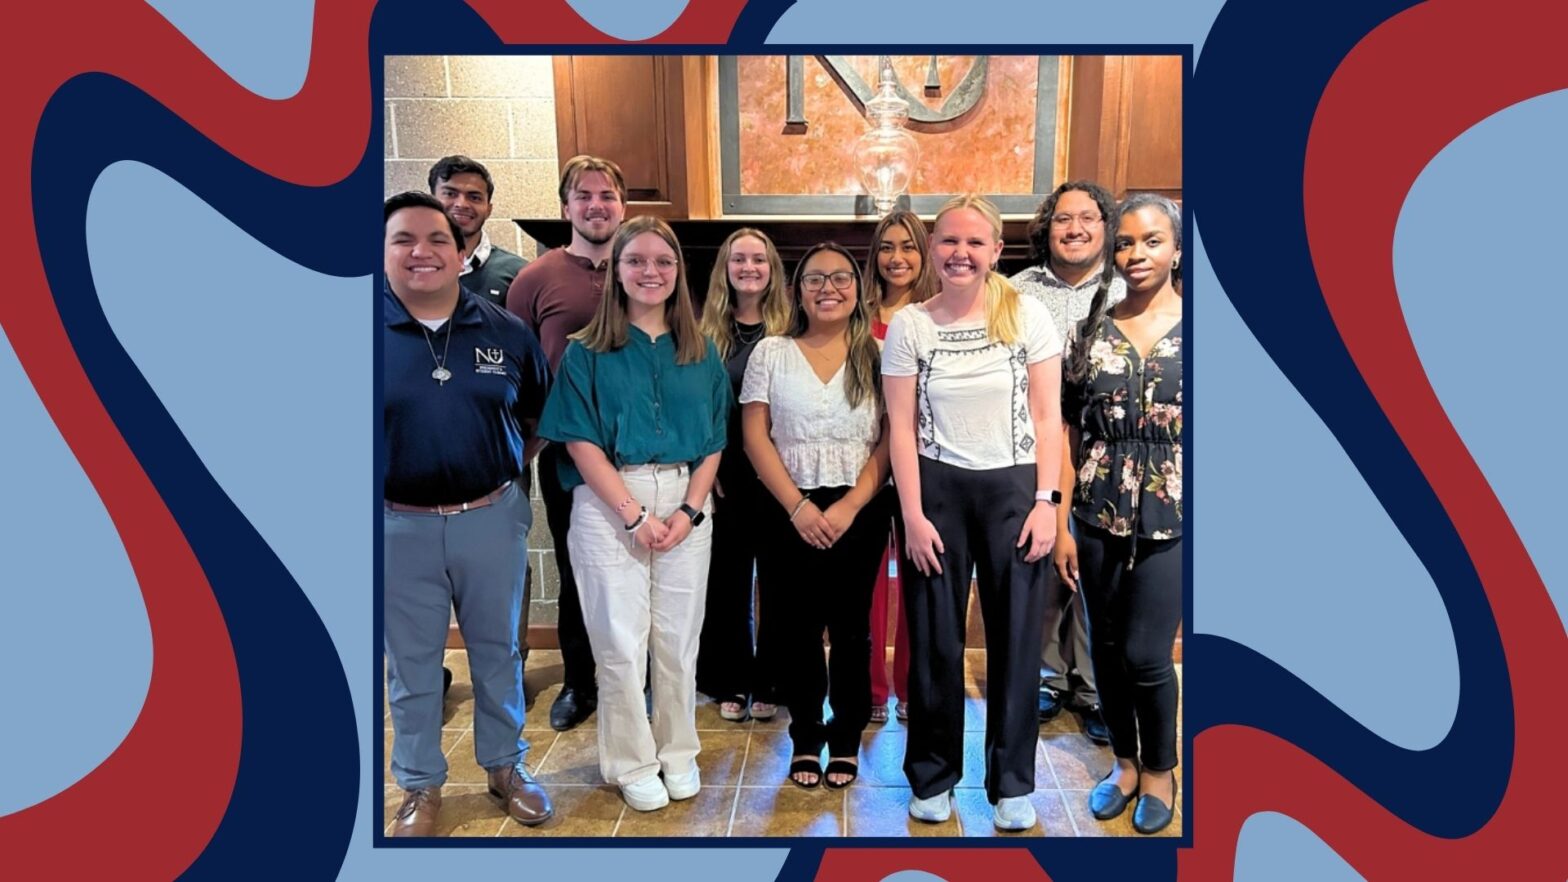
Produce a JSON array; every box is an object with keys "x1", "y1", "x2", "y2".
[{"x1": 384, "y1": 284, "x2": 550, "y2": 506}]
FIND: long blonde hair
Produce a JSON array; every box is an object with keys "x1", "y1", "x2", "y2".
[
  {"x1": 700, "y1": 228, "x2": 790, "y2": 359},
  {"x1": 863, "y1": 209, "x2": 937, "y2": 311},
  {"x1": 790, "y1": 243, "x2": 881, "y2": 414},
  {"x1": 934, "y1": 193, "x2": 1021, "y2": 345},
  {"x1": 572, "y1": 216, "x2": 708, "y2": 365}
]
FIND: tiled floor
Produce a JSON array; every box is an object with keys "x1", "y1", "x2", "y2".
[{"x1": 384, "y1": 649, "x2": 1182, "y2": 838}]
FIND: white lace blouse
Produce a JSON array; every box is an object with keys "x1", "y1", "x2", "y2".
[{"x1": 738, "y1": 336, "x2": 879, "y2": 489}]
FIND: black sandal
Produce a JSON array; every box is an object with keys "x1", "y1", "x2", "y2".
[
  {"x1": 823, "y1": 759, "x2": 859, "y2": 790},
  {"x1": 788, "y1": 758, "x2": 822, "y2": 789}
]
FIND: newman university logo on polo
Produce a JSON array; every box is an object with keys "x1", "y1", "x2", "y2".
[{"x1": 474, "y1": 347, "x2": 507, "y2": 376}]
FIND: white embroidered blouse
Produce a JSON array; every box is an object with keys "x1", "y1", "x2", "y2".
[{"x1": 881, "y1": 296, "x2": 1061, "y2": 470}]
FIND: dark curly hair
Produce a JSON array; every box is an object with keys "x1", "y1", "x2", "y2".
[{"x1": 1025, "y1": 180, "x2": 1116, "y2": 265}]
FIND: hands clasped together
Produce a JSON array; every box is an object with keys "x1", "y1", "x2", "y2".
[
  {"x1": 790, "y1": 497, "x2": 861, "y2": 550},
  {"x1": 625, "y1": 507, "x2": 697, "y2": 552}
]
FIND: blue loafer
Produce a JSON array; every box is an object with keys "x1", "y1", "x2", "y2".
[
  {"x1": 1132, "y1": 772, "x2": 1177, "y2": 834},
  {"x1": 1089, "y1": 777, "x2": 1135, "y2": 820}
]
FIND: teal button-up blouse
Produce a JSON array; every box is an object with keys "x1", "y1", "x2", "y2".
[{"x1": 539, "y1": 325, "x2": 731, "y2": 492}]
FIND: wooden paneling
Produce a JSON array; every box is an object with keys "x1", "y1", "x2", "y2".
[
  {"x1": 1065, "y1": 56, "x2": 1107, "y2": 186},
  {"x1": 1064, "y1": 55, "x2": 1182, "y2": 201},
  {"x1": 682, "y1": 56, "x2": 721, "y2": 218},
  {"x1": 553, "y1": 56, "x2": 689, "y2": 216},
  {"x1": 1120, "y1": 56, "x2": 1183, "y2": 199}
]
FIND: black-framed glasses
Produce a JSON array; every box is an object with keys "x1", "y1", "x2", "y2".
[
  {"x1": 800, "y1": 271, "x2": 855, "y2": 291},
  {"x1": 1049, "y1": 211, "x2": 1104, "y2": 228}
]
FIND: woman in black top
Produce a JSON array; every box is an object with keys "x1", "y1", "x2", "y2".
[
  {"x1": 1058, "y1": 192, "x2": 1184, "y2": 834},
  {"x1": 695, "y1": 228, "x2": 791, "y2": 722}
]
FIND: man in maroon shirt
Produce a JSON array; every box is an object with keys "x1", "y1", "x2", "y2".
[{"x1": 505, "y1": 155, "x2": 627, "y2": 730}]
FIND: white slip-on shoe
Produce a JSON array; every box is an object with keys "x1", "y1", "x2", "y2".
[
  {"x1": 908, "y1": 789, "x2": 952, "y2": 823},
  {"x1": 992, "y1": 795, "x2": 1037, "y2": 831},
  {"x1": 664, "y1": 766, "x2": 701, "y2": 801},
  {"x1": 621, "y1": 774, "x2": 670, "y2": 812}
]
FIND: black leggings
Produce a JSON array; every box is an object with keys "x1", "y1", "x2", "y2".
[
  {"x1": 902, "y1": 459, "x2": 1047, "y2": 803},
  {"x1": 760, "y1": 484, "x2": 890, "y2": 757},
  {"x1": 1076, "y1": 525, "x2": 1182, "y2": 771}
]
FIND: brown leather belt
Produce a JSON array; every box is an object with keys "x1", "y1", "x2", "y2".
[{"x1": 386, "y1": 480, "x2": 512, "y2": 515}]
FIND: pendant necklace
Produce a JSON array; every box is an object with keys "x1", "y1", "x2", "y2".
[{"x1": 420, "y1": 307, "x2": 456, "y2": 384}]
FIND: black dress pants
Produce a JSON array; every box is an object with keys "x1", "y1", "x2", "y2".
[
  {"x1": 539, "y1": 443, "x2": 596, "y2": 693},
  {"x1": 903, "y1": 458, "x2": 1047, "y2": 803},
  {"x1": 1076, "y1": 526, "x2": 1182, "y2": 771},
  {"x1": 761, "y1": 484, "x2": 890, "y2": 757},
  {"x1": 695, "y1": 467, "x2": 780, "y2": 704}
]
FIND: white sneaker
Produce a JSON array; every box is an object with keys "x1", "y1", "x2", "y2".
[
  {"x1": 908, "y1": 789, "x2": 952, "y2": 822},
  {"x1": 664, "y1": 766, "x2": 701, "y2": 801},
  {"x1": 993, "y1": 795, "x2": 1036, "y2": 831},
  {"x1": 621, "y1": 774, "x2": 670, "y2": 812}
]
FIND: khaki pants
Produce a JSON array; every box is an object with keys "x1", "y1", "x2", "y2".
[{"x1": 568, "y1": 464, "x2": 714, "y2": 786}]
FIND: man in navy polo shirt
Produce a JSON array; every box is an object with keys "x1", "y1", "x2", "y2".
[{"x1": 383, "y1": 191, "x2": 553, "y2": 836}]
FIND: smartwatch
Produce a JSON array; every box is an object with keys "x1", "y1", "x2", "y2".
[
  {"x1": 677, "y1": 502, "x2": 706, "y2": 526},
  {"x1": 1034, "y1": 489, "x2": 1062, "y2": 506}
]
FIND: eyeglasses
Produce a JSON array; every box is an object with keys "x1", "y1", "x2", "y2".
[
  {"x1": 800, "y1": 271, "x2": 856, "y2": 291},
  {"x1": 619, "y1": 256, "x2": 679, "y2": 274},
  {"x1": 1049, "y1": 212, "x2": 1104, "y2": 228}
]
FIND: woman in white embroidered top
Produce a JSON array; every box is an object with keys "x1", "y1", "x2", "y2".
[
  {"x1": 882, "y1": 194, "x2": 1064, "y2": 831},
  {"x1": 741, "y1": 242, "x2": 890, "y2": 790}
]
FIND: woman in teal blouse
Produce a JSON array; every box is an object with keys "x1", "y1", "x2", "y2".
[{"x1": 539, "y1": 215, "x2": 730, "y2": 813}]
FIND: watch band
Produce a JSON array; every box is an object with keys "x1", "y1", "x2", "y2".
[
  {"x1": 678, "y1": 502, "x2": 705, "y2": 526},
  {"x1": 1035, "y1": 489, "x2": 1062, "y2": 506}
]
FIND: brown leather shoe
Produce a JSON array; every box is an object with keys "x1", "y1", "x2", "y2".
[
  {"x1": 488, "y1": 763, "x2": 553, "y2": 826},
  {"x1": 392, "y1": 786, "x2": 442, "y2": 837}
]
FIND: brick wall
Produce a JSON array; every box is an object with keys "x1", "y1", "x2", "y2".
[{"x1": 384, "y1": 55, "x2": 565, "y2": 627}]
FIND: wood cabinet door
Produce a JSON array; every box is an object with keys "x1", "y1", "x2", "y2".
[
  {"x1": 1066, "y1": 55, "x2": 1183, "y2": 202},
  {"x1": 552, "y1": 56, "x2": 689, "y2": 217}
]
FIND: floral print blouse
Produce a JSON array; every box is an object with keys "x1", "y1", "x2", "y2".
[{"x1": 1063, "y1": 315, "x2": 1183, "y2": 540}]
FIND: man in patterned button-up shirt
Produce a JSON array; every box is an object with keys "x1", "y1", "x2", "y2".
[{"x1": 1009, "y1": 180, "x2": 1125, "y2": 745}]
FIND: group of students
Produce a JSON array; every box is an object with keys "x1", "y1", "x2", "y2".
[{"x1": 383, "y1": 155, "x2": 1183, "y2": 837}]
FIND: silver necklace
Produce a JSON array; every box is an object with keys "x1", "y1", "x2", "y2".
[
  {"x1": 733, "y1": 319, "x2": 764, "y2": 346},
  {"x1": 419, "y1": 310, "x2": 456, "y2": 384}
]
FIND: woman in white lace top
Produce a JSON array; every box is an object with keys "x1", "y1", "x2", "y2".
[{"x1": 740, "y1": 242, "x2": 890, "y2": 790}]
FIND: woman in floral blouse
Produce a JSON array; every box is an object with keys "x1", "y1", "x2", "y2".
[{"x1": 1057, "y1": 192, "x2": 1183, "y2": 835}]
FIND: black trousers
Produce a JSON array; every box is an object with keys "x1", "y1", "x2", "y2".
[
  {"x1": 539, "y1": 443, "x2": 596, "y2": 693},
  {"x1": 695, "y1": 467, "x2": 780, "y2": 703},
  {"x1": 761, "y1": 484, "x2": 890, "y2": 757},
  {"x1": 1076, "y1": 526, "x2": 1182, "y2": 771},
  {"x1": 903, "y1": 459, "x2": 1047, "y2": 803}
]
